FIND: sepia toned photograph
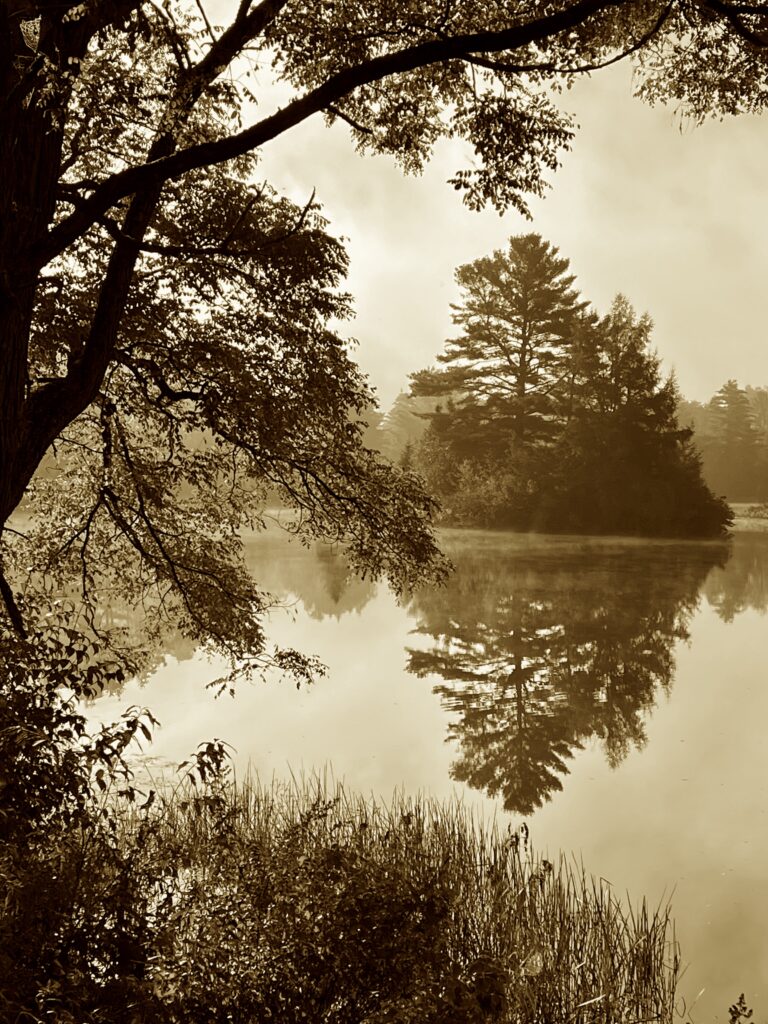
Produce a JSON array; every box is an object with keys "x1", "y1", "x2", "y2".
[{"x1": 2, "y1": 0, "x2": 767, "y2": 1019}]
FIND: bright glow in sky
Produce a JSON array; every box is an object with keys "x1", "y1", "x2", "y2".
[{"x1": 255, "y1": 62, "x2": 768, "y2": 410}]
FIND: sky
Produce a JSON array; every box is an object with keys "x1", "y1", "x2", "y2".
[{"x1": 250, "y1": 60, "x2": 768, "y2": 412}]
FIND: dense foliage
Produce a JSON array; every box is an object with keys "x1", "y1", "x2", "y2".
[
  {"x1": 2, "y1": 0, "x2": 767, "y2": 1014},
  {"x1": 3, "y1": 29, "x2": 451, "y2": 676},
  {"x1": 412, "y1": 235, "x2": 588, "y2": 452},
  {"x1": 3, "y1": 0, "x2": 768, "y2": 640},
  {"x1": 0, "y1": 613, "x2": 159, "y2": 1019},
  {"x1": 411, "y1": 235, "x2": 732, "y2": 538}
]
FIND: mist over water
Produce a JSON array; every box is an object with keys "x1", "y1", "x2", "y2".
[{"x1": 92, "y1": 528, "x2": 768, "y2": 1017}]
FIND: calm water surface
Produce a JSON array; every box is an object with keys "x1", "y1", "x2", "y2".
[{"x1": 92, "y1": 528, "x2": 768, "y2": 1019}]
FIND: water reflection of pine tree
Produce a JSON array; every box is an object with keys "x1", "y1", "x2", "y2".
[{"x1": 407, "y1": 540, "x2": 724, "y2": 814}]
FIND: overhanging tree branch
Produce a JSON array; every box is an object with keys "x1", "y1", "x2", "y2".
[
  {"x1": 33, "y1": 0, "x2": 632, "y2": 268},
  {"x1": 461, "y1": 1, "x2": 675, "y2": 78},
  {"x1": 695, "y1": 0, "x2": 768, "y2": 43},
  {"x1": 326, "y1": 104, "x2": 374, "y2": 134},
  {"x1": 0, "y1": 565, "x2": 27, "y2": 637},
  {"x1": 12, "y1": 0, "x2": 292, "y2": 510},
  {"x1": 114, "y1": 351, "x2": 206, "y2": 404},
  {"x1": 95, "y1": 186, "x2": 317, "y2": 257}
]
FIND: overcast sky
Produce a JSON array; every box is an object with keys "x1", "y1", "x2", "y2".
[{"x1": 254, "y1": 60, "x2": 768, "y2": 411}]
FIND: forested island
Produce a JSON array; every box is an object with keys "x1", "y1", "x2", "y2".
[{"x1": 369, "y1": 233, "x2": 732, "y2": 538}]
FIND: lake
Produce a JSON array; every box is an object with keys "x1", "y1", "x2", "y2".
[{"x1": 91, "y1": 526, "x2": 768, "y2": 1019}]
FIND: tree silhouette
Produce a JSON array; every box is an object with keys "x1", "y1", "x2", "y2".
[
  {"x1": 745, "y1": 386, "x2": 768, "y2": 446},
  {"x1": 411, "y1": 266, "x2": 730, "y2": 537},
  {"x1": 410, "y1": 235, "x2": 593, "y2": 528},
  {"x1": 407, "y1": 537, "x2": 725, "y2": 813},
  {"x1": 413, "y1": 234, "x2": 587, "y2": 449},
  {"x1": 544, "y1": 295, "x2": 731, "y2": 536}
]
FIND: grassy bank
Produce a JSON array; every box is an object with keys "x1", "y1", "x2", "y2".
[{"x1": 3, "y1": 773, "x2": 680, "y2": 1023}]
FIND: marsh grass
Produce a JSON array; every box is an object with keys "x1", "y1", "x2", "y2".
[{"x1": 107, "y1": 773, "x2": 680, "y2": 1023}]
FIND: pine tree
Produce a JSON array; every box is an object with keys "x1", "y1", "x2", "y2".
[
  {"x1": 412, "y1": 234, "x2": 588, "y2": 452},
  {"x1": 545, "y1": 296, "x2": 731, "y2": 536},
  {"x1": 410, "y1": 234, "x2": 589, "y2": 523}
]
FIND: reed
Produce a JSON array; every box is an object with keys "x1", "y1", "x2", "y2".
[{"x1": 115, "y1": 773, "x2": 680, "y2": 1023}]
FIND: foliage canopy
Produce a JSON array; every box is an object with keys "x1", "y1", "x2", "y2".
[{"x1": 412, "y1": 234, "x2": 589, "y2": 452}]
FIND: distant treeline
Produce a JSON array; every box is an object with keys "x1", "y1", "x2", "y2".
[
  {"x1": 367, "y1": 233, "x2": 730, "y2": 538},
  {"x1": 371, "y1": 380, "x2": 768, "y2": 512},
  {"x1": 678, "y1": 382, "x2": 768, "y2": 502}
]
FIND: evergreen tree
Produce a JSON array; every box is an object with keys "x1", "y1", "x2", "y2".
[
  {"x1": 745, "y1": 386, "x2": 768, "y2": 445},
  {"x1": 411, "y1": 234, "x2": 589, "y2": 524},
  {"x1": 412, "y1": 271, "x2": 730, "y2": 537},
  {"x1": 372, "y1": 392, "x2": 435, "y2": 463},
  {"x1": 413, "y1": 234, "x2": 588, "y2": 452},
  {"x1": 677, "y1": 398, "x2": 708, "y2": 436},
  {"x1": 545, "y1": 296, "x2": 731, "y2": 537}
]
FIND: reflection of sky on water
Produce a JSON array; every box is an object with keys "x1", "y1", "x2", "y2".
[
  {"x1": 92, "y1": 588, "x2": 463, "y2": 801},
  {"x1": 530, "y1": 603, "x2": 768, "y2": 1018},
  {"x1": 90, "y1": 529, "x2": 768, "y2": 1019}
]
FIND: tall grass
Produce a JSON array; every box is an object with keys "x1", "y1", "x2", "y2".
[{"x1": 109, "y1": 774, "x2": 680, "y2": 1023}]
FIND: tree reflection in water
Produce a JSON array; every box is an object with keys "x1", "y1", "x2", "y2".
[
  {"x1": 244, "y1": 535, "x2": 375, "y2": 621},
  {"x1": 702, "y1": 530, "x2": 768, "y2": 621},
  {"x1": 406, "y1": 534, "x2": 728, "y2": 815}
]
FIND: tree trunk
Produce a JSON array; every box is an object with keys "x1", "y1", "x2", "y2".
[{"x1": 0, "y1": 52, "x2": 64, "y2": 525}]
